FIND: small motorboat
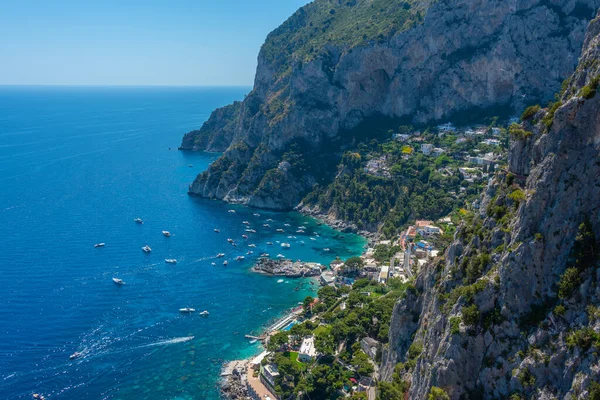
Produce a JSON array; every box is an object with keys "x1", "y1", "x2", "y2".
[
  {"x1": 284, "y1": 223, "x2": 291, "y2": 227},
  {"x1": 267, "y1": 242, "x2": 273, "y2": 245},
  {"x1": 310, "y1": 237, "x2": 316, "y2": 241},
  {"x1": 216, "y1": 253, "x2": 225, "y2": 258},
  {"x1": 247, "y1": 229, "x2": 256, "y2": 233},
  {"x1": 69, "y1": 352, "x2": 82, "y2": 360},
  {"x1": 266, "y1": 218, "x2": 273, "y2": 222},
  {"x1": 281, "y1": 243, "x2": 291, "y2": 248},
  {"x1": 248, "y1": 244, "x2": 256, "y2": 248},
  {"x1": 134, "y1": 218, "x2": 143, "y2": 224},
  {"x1": 263, "y1": 224, "x2": 270, "y2": 227},
  {"x1": 214, "y1": 229, "x2": 220, "y2": 233},
  {"x1": 223, "y1": 260, "x2": 228, "y2": 266},
  {"x1": 94, "y1": 243, "x2": 105, "y2": 248},
  {"x1": 228, "y1": 210, "x2": 236, "y2": 213},
  {"x1": 211, "y1": 262, "x2": 216, "y2": 266},
  {"x1": 277, "y1": 254, "x2": 285, "y2": 258},
  {"x1": 242, "y1": 234, "x2": 248, "y2": 239},
  {"x1": 232, "y1": 243, "x2": 237, "y2": 247},
  {"x1": 179, "y1": 308, "x2": 195, "y2": 313},
  {"x1": 32, "y1": 394, "x2": 46, "y2": 400},
  {"x1": 227, "y1": 238, "x2": 234, "y2": 243},
  {"x1": 162, "y1": 231, "x2": 171, "y2": 237},
  {"x1": 199, "y1": 310, "x2": 209, "y2": 316},
  {"x1": 296, "y1": 230, "x2": 305, "y2": 233},
  {"x1": 276, "y1": 229, "x2": 284, "y2": 233},
  {"x1": 142, "y1": 245, "x2": 152, "y2": 253},
  {"x1": 236, "y1": 256, "x2": 245, "y2": 261},
  {"x1": 247, "y1": 251, "x2": 253, "y2": 255},
  {"x1": 165, "y1": 259, "x2": 177, "y2": 264},
  {"x1": 112, "y1": 277, "x2": 125, "y2": 285},
  {"x1": 323, "y1": 248, "x2": 330, "y2": 252},
  {"x1": 249, "y1": 339, "x2": 257, "y2": 344},
  {"x1": 260, "y1": 253, "x2": 269, "y2": 257},
  {"x1": 298, "y1": 226, "x2": 306, "y2": 229},
  {"x1": 242, "y1": 221, "x2": 249, "y2": 225}
]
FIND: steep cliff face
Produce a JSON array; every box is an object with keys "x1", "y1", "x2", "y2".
[
  {"x1": 381, "y1": 13, "x2": 600, "y2": 399},
  {"x1": 184, "y1": 0, "x2": 599, "y2": 210}
]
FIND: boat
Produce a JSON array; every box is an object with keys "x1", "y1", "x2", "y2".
[
  {"x1": 32, "y1": 394, "x2": 46, "y2": 400},
  {"x1": 214, "y1": 229, "x2": 220, "y2": 233},
  {"x1": 294, "y1": 286, "x2": 300, "y2": 291},
  {"x1": 69, "y1": 352, "x2": 82, "y2": 360},
  {"x1": 179, "y1": 308, "x2": 196, "y2": 313},
  {"x1": 223, "y1": 260, "x2": 228, "y2": 266},
  {"x1": 227, "y1": 238, "x2": 234, "y2": 243},
  {"x1": 242, "y1": 221, "x2": 249, "y2": 225},
  {"x1": 267, "y1": 242, "x2": 273, "y2": 245},
  {"x1": 216, "y1": 253, "x2": 225, "y2": 258},
  {"x1": 232, "y1": 243, "x2": 237, "y2": 247},
  {"x1": 162, "y1": 231, "x2": 171, "y2": 237},
  {"x1": 284, "y1": 223, "x2": 291, "y2": 227},
  {"x1": 199, "y1": 310, "x2": 209, "y2": 316},
  {"x1": 260, "y1": 253, "x2": 269, "y2": 257},
  {"x1": 112, "y1": 277, "x2": 125, "y2": 285},
  {"x1": 134, "y1": 218, "x2": 143, "y2": 224},
  {"x1": 142, "y1": 245, "x2": 152, "y2": 253},
  {"x1": 277, "y1": 254, "x2": 285, "y2": 258},
  {"x1": 242, "y1": 234, "x2": 248, "y2": 239},
  {"x1": 228, "y1": 209, "x2": 236, "y2": 213},
  {"x1": 249, "y1": 339, "x2": 257, "y2": 344},
  {"x1": 263, "y1": 224, "x2": 270, "y2": 227},
  {"x1": 248, "y1": 244, "x2": 256, "y2": 248},
  {"x1": 94, "y1": 243, "x2": 105, "y2": 248},
  {"x1": 165, "y1": 259, "x2": 177, "y2": 264},
  {"x1": 281, "y1": 243, "x2": 291, "y2": 248},
  {"x1": 266, "y1": 218, "x2": 273, "y2": 222},
  {"x1": 211, "y1": 262, "x2": 216, "y2": 266},
  {"x1": 253, "y1": 213, "x2": 260, "y2": 217},
  {"x1": 247, "y1": 229, "x2": 257, "y2": 233},
  {"x1": 298, "y1": 226, "x2": 306, "y2": 229},
  {"x1": 277, "y1": 279, "x2": 284, "y2": 283},
  {"x1": 310, "y1": 237, "x2": 316, "y2": 241},
  {"x1": 236, "y1": 256, "x2": 245, "y2": 261},
  {"x1": 247, "y1": 251, "x2": 253, "y2": 255},
  {"x1": 276, "y1": 229, "x2": 284, "y2": 233},
  {"x1": 323, "y1": 248, "x2": 330, "y2": 252},
  {"x1": 296, "y1": 230, "x2": 305, "y2": 233}
]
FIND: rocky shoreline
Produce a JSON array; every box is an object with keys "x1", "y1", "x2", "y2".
[
  {"x1": 220, "y1": 360, "x2": 249, "y2": 399},
  {"x1": 252, "y1": 258, "x2": 323, "y2": 277}
]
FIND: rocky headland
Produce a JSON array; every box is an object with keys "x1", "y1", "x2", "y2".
[{"x1": 252, "y1": 258, "x2": 323, "y2": 277}]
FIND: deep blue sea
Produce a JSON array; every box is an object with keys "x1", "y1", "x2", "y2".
[{"x1": 0, "y1": 86, "x2": 366, "y2": 400}]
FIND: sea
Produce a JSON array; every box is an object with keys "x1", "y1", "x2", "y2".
[{"x1": 0, "y1": 86, "x2": 366, "y2": 400}]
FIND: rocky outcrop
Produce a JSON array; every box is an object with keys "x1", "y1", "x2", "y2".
[
  {"x1": 381, "y1": 13, "x2": 600, "y2": 399},
  {"x1": 183, "y1": 0, "x2": 600, "y2": 210}
]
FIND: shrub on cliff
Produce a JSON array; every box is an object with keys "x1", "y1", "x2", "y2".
[{"x1": 521, "y1": 105, "x2": 540, "y2": 121}]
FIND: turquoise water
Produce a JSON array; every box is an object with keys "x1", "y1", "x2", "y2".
[{"x1": 0, "y1": 86, "x2": 366, "y2": 400}]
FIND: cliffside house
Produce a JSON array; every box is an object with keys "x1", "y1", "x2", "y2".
[
  {"x1": 298, "y1": 336, "x2": 318, "y2": 362},
  {"x1": 432, "y1": 147, "x2": 445, "y2": 157},
  {"x1": 261, "y1": 364, "x2": 280, "y2": 393},
  {"x1": 320, "y1": 271, "x2": 336, "y2": 286},
  {"x1": 378, "y1": 265, "x2": 389, "y2": 284},
  {"x1": 421, "y1": 143, "x2": 433, "y2": 155},
  {"x1": 360, "y1": 337, "x2": 381, "y2": 360},
  {"x1": 437, "y1": 122, "x2": 456, "y2": 133}
]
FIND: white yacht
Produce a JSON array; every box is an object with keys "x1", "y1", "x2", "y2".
[
  {"x1": 223, "y1": 260, "x2": 228, "y2": 266},
  {"x1": 236, "y1": 256, "x2": 245, "y2": 261},
  {"x1": 165, "y1": 259, "x2": 177, "y2": 264},
  {"x1": 199, "y1": 310, "x2": 209, "y2": 316},
  {"x1": 277, "y1": 254, "x2": 285, "y2": 258},
  {"x1": 276, "y1": 229, "x2": 284, "y2": 233},
  {"x1": 248, "y1": 244, "x2": 256, "y2": 248},
  {"x1": 228, "y1": 209, "x2": 236, "y2": 213},
  {"x1": 179, "y1": 308, "x2": 195, "y2": 313},
  {"x1": 214, "y1": 229, "x2": 220, "y2": 233},
  {"x1": 227, "y1": 238, "x2": 234, "y2": 243},
  {"x1": 253, "y1": 213, "x2": 260, "y2": 217},
  {"x1": 94, "y1": 243, "x2": 105, "y2": 248},
  {"x1": 142, "y1": 245, "x2": 152, "y2": 253},
  {"x1": 134, "y1": 218, "x2": 143, "y2": 224},
  {"x1": 281, "y1": 243, "x2": 291, "y2": 249},
  {"x1": 216, "y1": 253, "x2": 225, "y2": 258},
  {"x1": 162, "y1": 231, "x2": 171, "y2": 237},
  {"x1": 112, "y1": 277, "x2": 125, "y2": 285}
]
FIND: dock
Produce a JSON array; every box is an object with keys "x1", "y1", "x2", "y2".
[{"x1": 244, "y1": 334, "x2": 266, "y2": 341}]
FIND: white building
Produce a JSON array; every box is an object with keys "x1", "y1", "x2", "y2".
[
  {"x1": 417, "y1": 225, "x2": 442, "y2": 236},
  {"x1": 491, "y1": 127, "x2": 502, "y2": 136},
  {"x1": 483, "y1": 138, "x2": 501, "y2": 146},
  {"x1": 393, "y1": 133, "x2": 411, "y2": 141},
  {"x1": 262, "y1": 364, "x2": 280, "y2": 389},
  {"x1": 437, "y1": 122, "x2": 457, "y2": 133},
  {"x1": 421, "y1": 143, "x2": 434, "y2": 155},
  {"x1": 360, "y1": 337, "x2": 381, "y2": 360},
  {"x1": 378, "y1": 265, "x2": 390, "y2": 284},
  {"x1": 298, "y1": 336, "x2": 318, "y2": 362},
  {"x1": 432, "y1": 147, "x2": 445, "y2": 157}
]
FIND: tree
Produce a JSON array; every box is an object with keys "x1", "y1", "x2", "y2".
[
  {"x1": 303, "y1": 296, "x2": 314, "y2": 314},
  {"x1": 344, "y1": 256, "x2": 364, "y2": 272},
  {"x1": 268, "y1": 331, "x2": 289, "y2": 351},
  {"x1": 314, "y1": 331, "x2": 335, "y2": 356},
  {"x1": 318, "y1": 285, "x2": 338, "y2": 307},
  {"x1": 429, "y1": 387, "x2": 450, "y2": 400}
]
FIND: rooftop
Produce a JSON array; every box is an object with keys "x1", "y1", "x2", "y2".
[{"x1": 300, "y1": 336, "x2": 317, "y2": 357}]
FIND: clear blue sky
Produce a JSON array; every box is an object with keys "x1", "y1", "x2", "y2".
[{"x1": 0, "y1": 0, "x2": 310, "y2": 86}]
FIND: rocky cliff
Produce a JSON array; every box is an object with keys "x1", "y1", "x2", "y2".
[
  {"x1": 183, "y1": 0, "x2": 599, "y2": 210},
  {"x1": 380, "y1": 12, "x2": 600, "y2": 399}
]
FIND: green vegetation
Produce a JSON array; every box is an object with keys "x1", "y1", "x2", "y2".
[
  {"x1": 266, "y1": 280, "x2": 413, "y2": 399},
  {"x1": 558, "y1": 220, "x2": 598, "y2": 299},
  {"x1": 521, "y1": 105, "x2": 540, "y2": 121},
  {"x1": 429, "y1": 387, "x2": 451, "y2": 400},
  {"x1": 566, "y1": 327, "x2": 600, "y2": 350},
  {"x1": 517, "y1": 368, "x2": 536, "y2": 388},
  {"x1": 449, "y1": 316, "x2": 461, "y2": 334},
  {"x1": 541, "y1": 101, "x2": 563, "y2": 129},
  {"x1": 581, "y1": 75, "x2": 599, "y2": 99},
  {"x1": 508, "y1": 123, "x2": 532, "y2": 140},
  {"x1": 462, "y1": 304, "x2": 480, "y2": 326},
  {"x1": 261, "y1": 0, "x2": 429, "y2": 74}
]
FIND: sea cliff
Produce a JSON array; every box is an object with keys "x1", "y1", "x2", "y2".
[
  {"x1": 182, "y1": 0, "x2": 600, "y2": 211},
  {"x1": 380, "y1": 12, "x2": 600, "y2": 398}
]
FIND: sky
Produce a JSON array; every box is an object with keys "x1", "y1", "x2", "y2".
[{"x1": 0, "y1": 0, "x2": 310, "y2": 86}]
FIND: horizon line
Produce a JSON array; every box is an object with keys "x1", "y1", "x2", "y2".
[{"x1": 0, "y1": 84, "x2": 253, "y2": 88}]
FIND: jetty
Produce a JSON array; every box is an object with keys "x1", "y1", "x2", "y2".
[{"x1": 244, "y1": 334, "x2": 266, "y2": 341}]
